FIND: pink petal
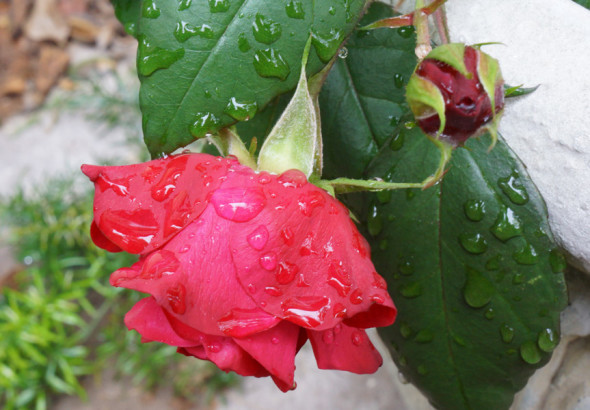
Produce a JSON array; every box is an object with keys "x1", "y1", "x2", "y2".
[
  {"x1": 124, "y1": 297, "x2": 199, "y2": 347},
  {"x1": 307, "y1": 324, "x2": 383, "y2": 374},
  {"x1": 233, "y1": 320, "x2": 300, "y2": 392},
  {"x1": 82, "y1": 154, "x2": 236, "y2": 254},
  {"x1": 110, "y1": 205, "x2": 280, "y2": 337},
  {"x1": 224, "y1": 168, "x2": 396, "y2": 330}
]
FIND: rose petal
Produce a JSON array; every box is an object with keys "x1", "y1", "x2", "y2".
[
  {"x1": 124, "y1": 297, "x2": 198, "y2": 347},
  {"x1": 224, "y1": 168, "x2": 396, "y2": 330},
  {"x1": 233, "y1": 320, "x2": 300, "y2": 392},
  {"x1": 82, "y1": 154, "x2": 236, "y2": 254},
  {"x1": 110, "y1": 206, "x2": 279, "y2": 337},
  {"x1": 307, "y1": 324, "x2": 383, "y2": 374}
]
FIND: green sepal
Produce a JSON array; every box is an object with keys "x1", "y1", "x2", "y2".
[
  {"x1": 406, "y1": 75, "x2": 446, "y2": 136},
  {"x1": 477, "y1": 50, "x2": 503, "y2": 121},
  {"x1": 217, "y1": 128, "x2": 257, "y2": 169},
  {"x1": 426, "y1": 43, "x2": 470, "y2": 78},
  {"x1": 257, "y1": 38, "x2": 318, "y2": 177}
]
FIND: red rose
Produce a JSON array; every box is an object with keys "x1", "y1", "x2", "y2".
[{"x1": 82, "y1": 153, "x2": 396, "y2": 391}]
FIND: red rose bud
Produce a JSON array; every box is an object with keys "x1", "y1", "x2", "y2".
[
  {"x1": 406, "y1": 43, "x2": 504, "y2": 146},
  {"x1": 82, "y1": 153, "x2": 396, "y2": 392}
]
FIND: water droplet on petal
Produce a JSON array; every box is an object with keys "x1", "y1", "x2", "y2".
[
  {"x1": 327, "y1": 261, "x2": 352, "y2": 297},
  {"x1": 211, "y1": 187, "x2": 266, "y2": 222},
  {"x1": 207, "y1": 342, "x2": 222, "y2": 353},
  {"x1": 265, "y1": 286, "x2": 283, "y2": 297},
  {"x1": 281, "y1": 296, "x2": 330, "y2": 327},
  {"x1": 276, "y1": 261, "x2": 299, "y2": 284},
  {"x1": 151, "y1": 155, "x2": 188, "y2": 201},
  {"x1": 350, "y1": 289, "x2": 363, "y2": 305},
  {"x1": 166, "y1": 284, "x2": 187, "y2": 314},
  {"x1": 271, "y1": 337, "x2": 280, "y2": 344},
  {"x1": 351, "y1": 330, "x2": 363, "y2": 346},
  {"x1": 247, "y1": 225, "x2": 269, "y2": 250},
  {"x1": 322, "y1": 329, "x2": 335, "y2": 344},
  {"x1": 298, "y1": 190, "x2": 326, "y2": 217},
  {"x1": 280, "y1": 227, "x2": 295, "y2": 246},
  {"x1": 259, "y1": 253, "x2": 277, "y2": 271},
  {"x1": 218, "y1": 308, "x2": 281, "y2": 337},
  {"x1": 278, "y1": 169, "x2": 307, "y2": 188}
]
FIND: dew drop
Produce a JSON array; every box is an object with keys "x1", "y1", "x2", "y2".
[
  {"x1": 538, "y1": 328, "x2": 558, "y2": 352},
  {"x1": 389, "y1": 131, "x2": 404, "y2": 151},
  {"x1": 174, "y1": 21, "x2": 214, "y2": 42},
  {"x1": 393, "y1": 73, "x2": 404, "y2": 89},
  {"x1": 399, "y1": 322, "x2": 412, "y2": 339},
  {"x1": 259, "y1": 253, "x2": 277, "y2": 271},
  {"x1": 459, "y1": 232, "x2": 488, "y2": 254},
  {"x1": 265, "y1": 286, "x2": 283, "y2": 297},
  {"x1": 311, "y1": 29, "x2": 343, "y2": 63},
  {"x1": 376, "y1": 189, "x2": 392, "y2": 204},
  {"x1": 253, "y1": 49, "x2": 290, "y2": 80},
  {"x1": 178, "y1": 0, "x2": 192, "y2": 11},
  {"x1": 166, "y1": 284, "x2": 186, "y2": 314},
  {"x1": 367, "y1": 203, "x2": 383, "y2": 237},
  {"x1": 400, "y1": 281, "x2": 422, "y2": 298},
  {"x1": 316, "y1": 330, "x2": 333, "y2": 345},
  {"x1": 142, "y1": 0, "x2": 161, "y2": 18},
  {"x1": 350, "y1": 289, "x2": 364, "y2": 305},
  {"x1": 218, "y1": 308, "x2": 280, "y2": 337},
  {"x1": 485, "y1": 254, "x2": 502, "y2": 272},
  {"x1": 327, "y1": 261, "x2": 352, "y2": 297},
  {"x1": 397, "y1": 26, "x2": 415, "y2": 38},
  {"x1": 179, "y1": 245, "x2": 190, "y2": 253},
  {"x1": 252, "y1": 13, "x2": 282, "y2": 44},
  {"x1": 464, "y1": 199, "x2": 486, "y2": 222},
  {"x1": 271, "y1": 337, "x2": 280, "y2": 344},
  {"x1": 520, "y1": 341, "x2": 541, "y2": 364},
  {"x1": 280, "y1": 227, "x2": 295, "y2": 246},
  {"x1": 398, "y1": 259, "x2": 414, "y2": 276},
  {"x1": 208, "y1": 0, "x2": 230, "y2": 13},
  {"x1": 490, "y1": 206, "x2": 522, "y2": 241},
  {"x1": 463, "y1": 267, "x2": 494, "y2": 308},
  {"x1": 512, "y1": 273, "x2": 525, "y2": 285},
  {"x1": 285, "y1": 0, "x2": 305, "y2": 19},
  {"x1": 297, "y1": 190, "x2": 326, "y2": 217},
  {"x1": 247, "y1": 283, "x2": 256, "y2": 294},
  {"x1": 276, "y1": 261, "x2": 299, "y2": 284},
  {"x1": 498, "y1": 172, "x2": 529, "y2": 205},
  {"x1": 207, "y1": 342, "x2": 222, "y2": 353},
  {"x1": 484, "y1": 307, "x2": 495, "y2": 320},
  {"x1": 95, "y1": 173, "x2": 131, "y2": 197},
  {"x1": 549, "y1": 248, "x2": 567, "y2": 273},
  {"x1": 247, "y1": 225, "x2": 269, "y2": 250},
  {"x1": 211, "y1": 187, "x2": 266, "y2": 222},
  {"x1": 190, "y1": 112, "x2": 220, "y2": 138},
  {"x1": 414, "y1": 329, "x2": 434, "y2": 343},
  {"x1": 281, "y1": 296, "x2": 330, "y2": 328},
  {"x1": 224, "y1": 97, "x2": 258, "y2": 121},
  {"x1": 278, "y1": 169, "x2": 307, "y2": 188},
  {"x1": 512, "y1": 241, "x2": 539, "y2": 265},
  {"x1": 351, "y1": 330, "x2": 363, "y2": 346},
  {"x1": 137, "y1": 35, "x2": 185, "y2": 76},
  {"x1": 238, "y1": 33, "x2": 251, "y2": 52},
  {"x1": 500, "y1": 323, "x2": 514, "y2": 343}
]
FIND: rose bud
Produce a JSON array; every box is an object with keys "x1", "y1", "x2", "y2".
[
  {"x1": 406, "y1": 43, "x2": 504, "y2": 146},
  {"x1": 82, "y1": 153, "x2": 396, "y2": 392}
]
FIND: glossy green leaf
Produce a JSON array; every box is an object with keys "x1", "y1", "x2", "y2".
[
  {"x1": 111, "y1": 0, "x2": 368, "y2": 156},
  {"x1": 110, "y1": 0, "x2": 141, "y2": 37},
  {"x1": 319, "y1": 3, "x2": 568, "y2": 409},
  {"x1": 572, "y1": 0, "x2": 590, "y2": 9}
]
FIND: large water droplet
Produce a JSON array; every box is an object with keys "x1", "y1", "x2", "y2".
[
  {"x1": 166, "y1": 284, "x2": 186, "y2": 314},
  {"x1": 327, "y1": 261, "x2": 352, "y2": 296},
  {"x1": 253, "y1": 49, "x2": 290, "y2": 80},
  {"x1": 281, "y1": 296, "x2": 330, "y2": 327},
  {"x1": 100, "y1": 209, "x2": 159, "y2": 254},
  {"x1": 224, "y1": 97, "x2": 258, "y2": 121},
  {"x1": 190, "y1": 112, "x2": 220, "y2": 138},
  {"x1": 150, "y1": 155, "x2": 188, "y2": 201},
  {"x1": 252, "y1": 13, "x2": 282, "y2": 44},
  {"x1": 498, "y1": 172, "x2": 529, "y2": 205},
  {"x1": 211, "y1": 187, "x2": 266, "y2": 222},
  {"x1": 218, "y1": 308, "x2": 280, "y2": 337},
  {"x1": 178, "y1": 0, "x2": 192, "y2": 11},
  {"x1": 397, "y1": 26, "x2": 415, "y2": 38},
  {"x1": 513, "y1": 241, "x2": 539, "y2": 265},
  {"x1": 414, "y1": 329, "x2": 434, "y2": 343},
  {"x1": 138, "y1": 35, "x2": 185, "y2": 76},
  {"x1": 208, "y1": 0, "x2": 230, "y2": 13},
  {"x1": 500, "y1": 323, "x2": 514, "y2": 343},
  {"x1": 311, "y1": 29, "x2": 343, "y2": 63},
  {"x1": 285, "y1": 0, "x2": 305, "y2": 19},
  {"x1": 463, "y1": 267, "x2": 494, "y2": 308},
  {"x1": 459, "y1": 233, "x2": 488, "y2": 254},
  {"x1": 464, "y1": 199, "x2": 486, "y2": 222},
  {"x1": 490, "y1": 206, "x2": 522, "y2": 241},
  {"x1": 174, "y1": 21, "x2": 214, "y2": 42},
  {"x1": 400, "y1": 281, "x2": 422, "y2": 298},
  {"x1": 367, "y1": 203, "x2": 383, "y2": 237},
  {"x1": 276, "y1": 261, "x2": 299, "y2": 284},
  {"x1": 142, "y1": 0, "x2": 161, "y2": 18},
  {"x1": 549, "y1": 248, "x2": 567, "y2": 273},
  {"x1": 520, "y1": 341, "x2": 541, "y2": 364},
  {"x1": 95, "y1": 173, "x2": 131, "y2": 197},
  {"x1": 537, "y1": 328, "x2": 558, "y2": 352}
]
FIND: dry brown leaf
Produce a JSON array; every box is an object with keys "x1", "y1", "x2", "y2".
[
  {"x1": 68, "y1": 15, "x2": 100, "y2": 44},
  {"x1": 35, "y1": 44, "x2": 69, "y2": 98},
  {"x1": 24, "y1": 0, "x2": 70, "y2": 44}
]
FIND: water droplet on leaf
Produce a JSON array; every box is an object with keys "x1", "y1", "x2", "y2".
[
  {"x1": 400, "y1": 281, "x2": 422, "y2": 298},
  {"x1": 252, "y1": 13, "x2": 282, "y2": 44},
  {"x1": 138, "y1": 35, "x2": 185, "y2": 76},
  {"x1": 285, "y1": 0, "x2": 305, "y2": 19},
  {"x1": 225, "y1": 97, "x2": 258, "y2": 121},
  {"x1": 513, "y1": 241, "x2": 539, "y2": 265},
  {"x1": 311, "y1": 29, "x2": 343, "y2": 63},
  {"x1": 253, "y1": 49, "x2": 290, "y2": 80},
  {"x1": 520, "y1": 341, "x2": 541, "y2": 364},
  {"x1": 498, "y1": 172, "x2": 529, "y2": 205},
  {"x1": 190, "y1": 112, "x2": 220, "y2": 138},
  {"x1": 500, "y1": 323, "x2": 514, "y2": 343},
  {"x1": 549, "y1": 248, "x2": 567, "y2": 273},
  {"x1": 464, "y1": 199, "x2": 486, "y2": 222},
  {"x1": 463, "y1": 267, "x2": 494, "y2": 308},
  {"x1": 459, "y1": 233, "x2": 488, "y2": 254},
  {"x1": 490, "y1": 206, "x2": 522, "y2": 241},
  {"x1": 208, "y1": 0, "x2": 230, "y2": 13},
  {"x1": 538, "y1": 328, "x2": 558, "y2": 352}
]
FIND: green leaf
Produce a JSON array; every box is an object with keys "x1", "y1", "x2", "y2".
[
  {"x1": 319, "y1": 2, "x2": 417, "y2": 178},
  {"x1": 367, "y1": 130, "x2": 567, "y2": 410},
  {"x1": 572, "y1": 0, "x2": 590, "y2": 9},
  {"x1": 318, "y1": 3, "x2": 567, "y2": 409},
  {"x1": 117, "y1": 0, "x2": 368, "y2": 157},
  {"x1": 111, "y1": 0, "x2": 141, "y2": 37}
]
